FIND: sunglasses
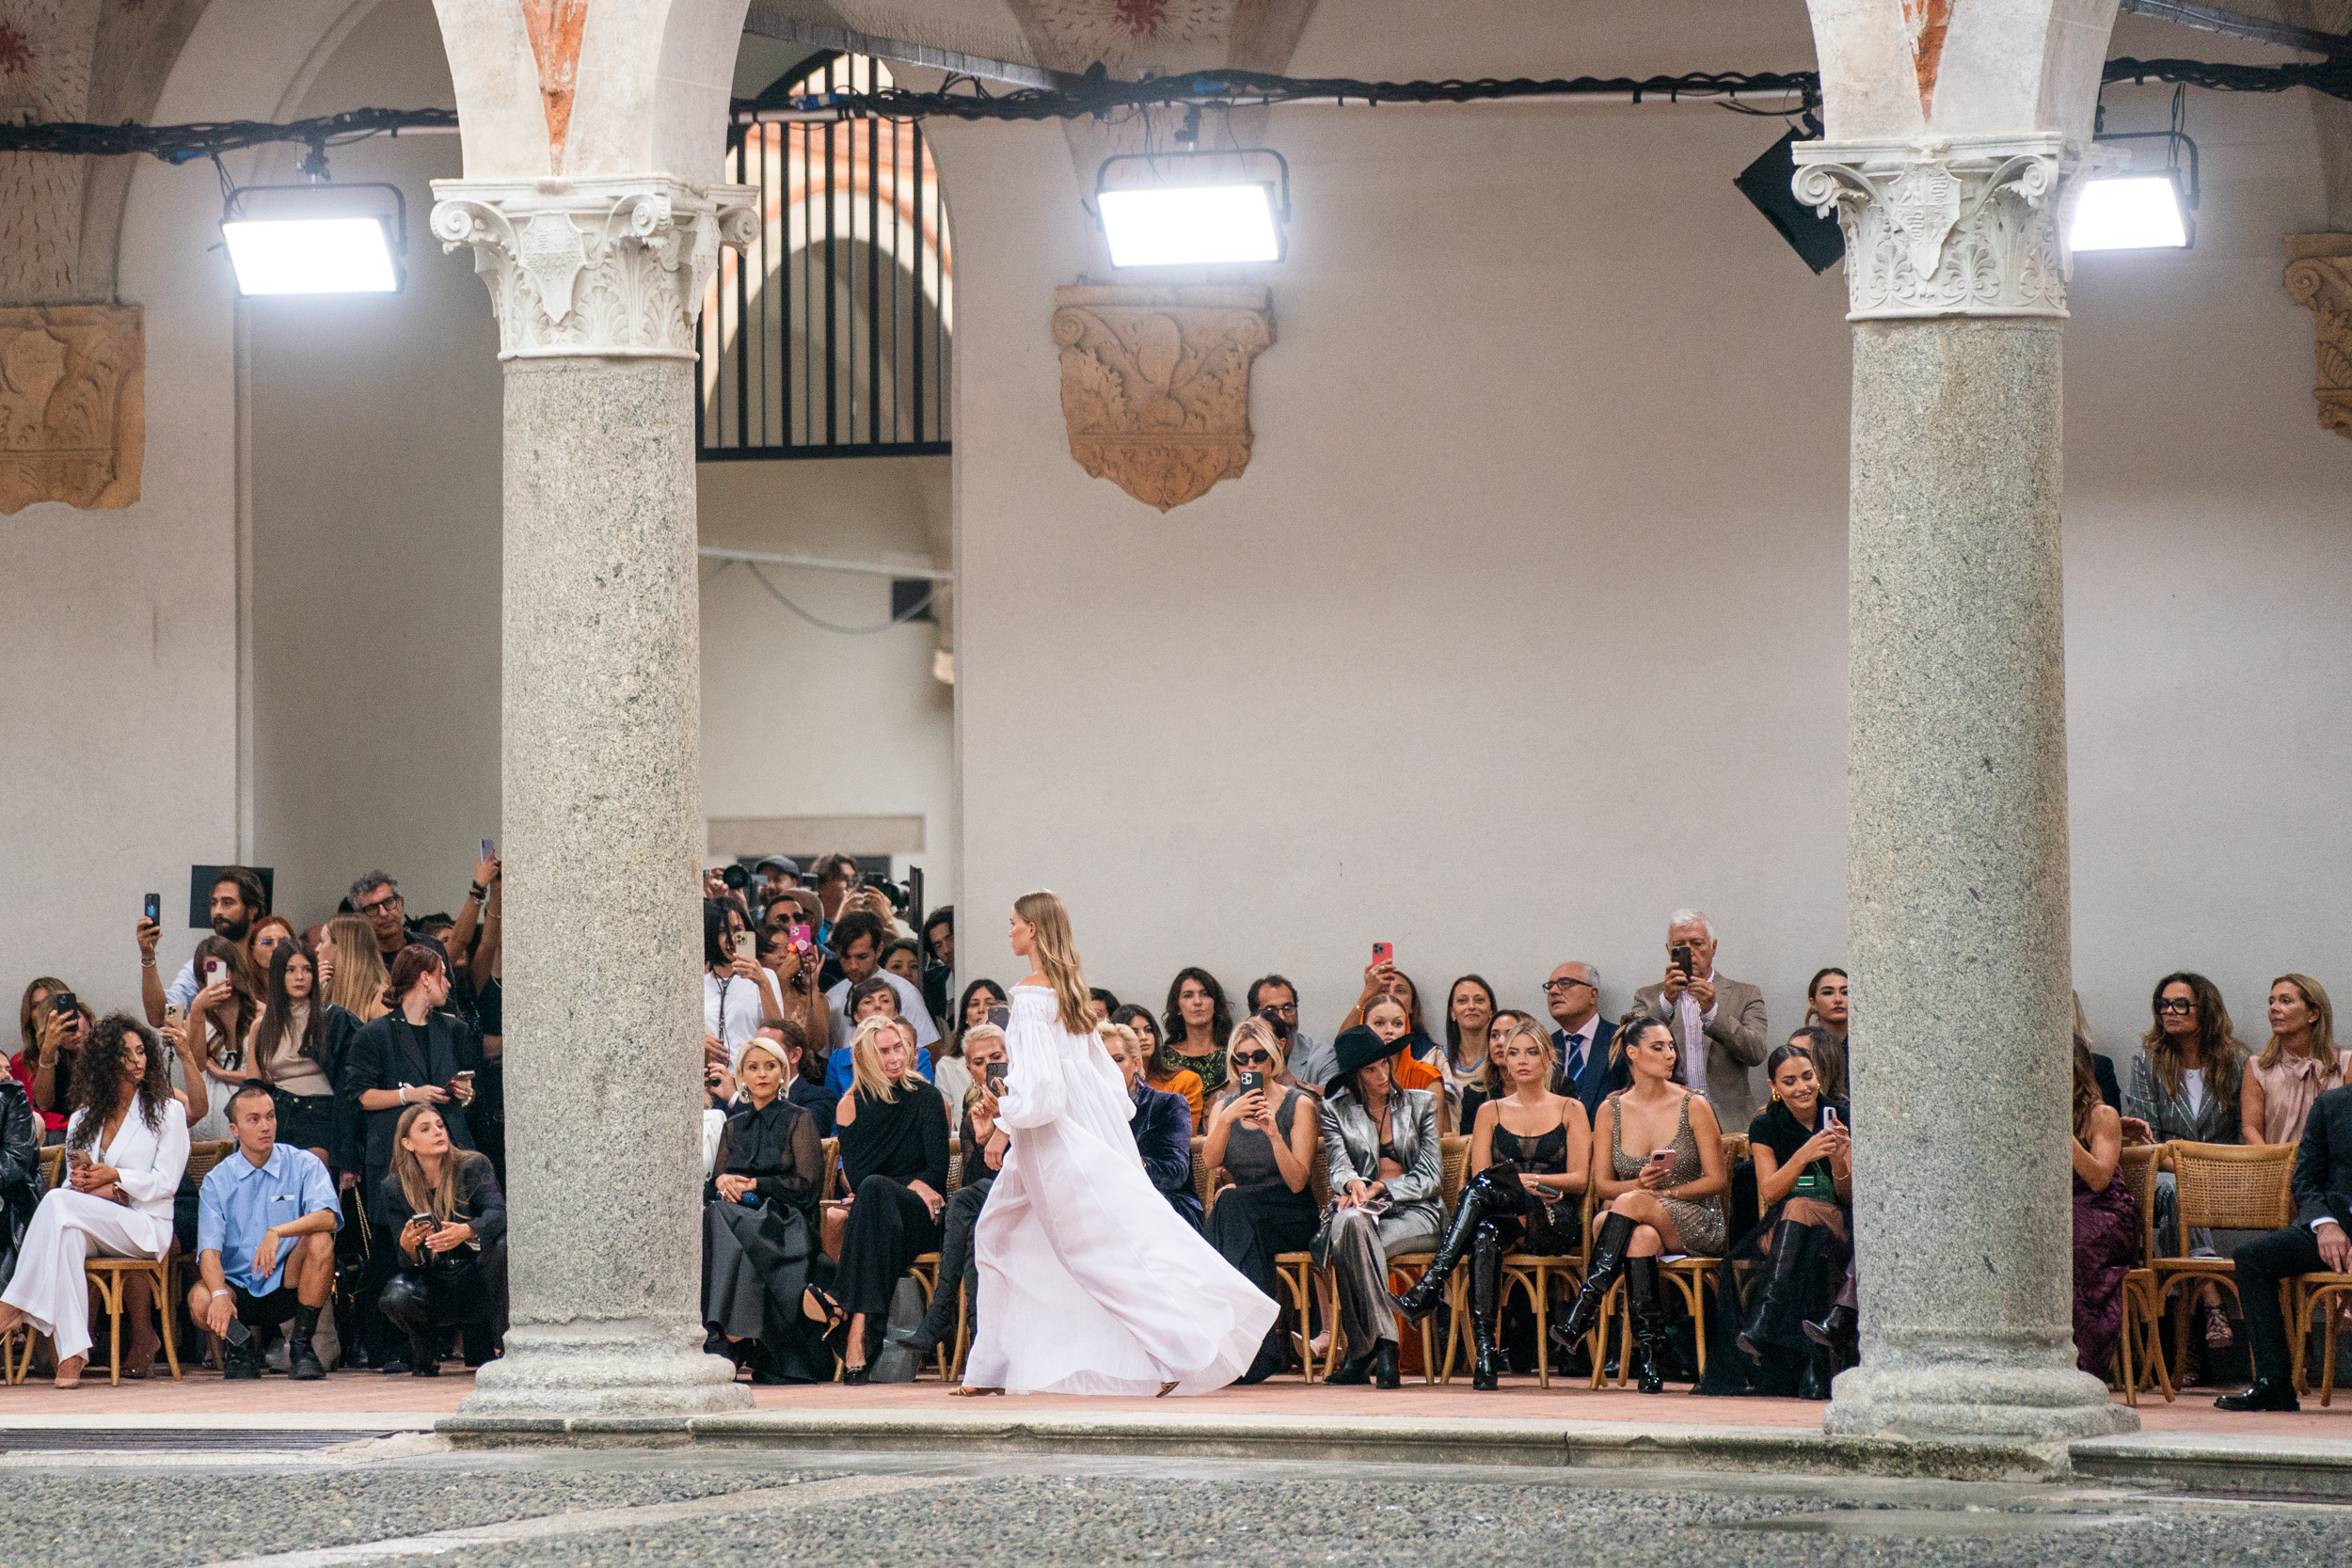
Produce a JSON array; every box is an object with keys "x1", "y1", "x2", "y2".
[{"x1": 1232, "y1": 1050, "x2": 1273, "y2": 1066}]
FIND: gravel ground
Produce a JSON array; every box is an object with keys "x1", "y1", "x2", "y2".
[
  {"x1": 0, "y1": 1459, "x2": 829, "y2": 1568},
  {"x1": 325, "y1": 1476, "x2": 2344, "y2": 1568}
]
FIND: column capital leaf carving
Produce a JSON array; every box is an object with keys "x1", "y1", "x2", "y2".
[
  {"x1": 428, "y1": 175, "x2": 757, "y2": 360},
  {"x1": 1791, "y1": 135, "x2": 2080, "y2": 323}
]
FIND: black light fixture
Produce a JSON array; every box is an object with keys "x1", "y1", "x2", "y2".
[
  {"x1": 2074, "y1": 90, "x2": 2199, "y2": 252},
  {"x1": 1094, "y1": 103, "x2": 1289, "y2": 267},
  {"x1": 1736, "y1": 113, "x2": 1844, "y2": 273},
  {"x1": 217, "y1": 142, "x2": 406, "y2": 295}
]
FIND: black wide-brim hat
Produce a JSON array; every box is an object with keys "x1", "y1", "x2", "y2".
[{"x1": 1327, "y1": 1023, "x2": 1400, "y2": 1096}]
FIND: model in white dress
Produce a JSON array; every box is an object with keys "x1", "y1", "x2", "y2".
[
  {"x1": 964, "y1": 980, "x2": 1277, "y2": 1395},
  {"x1": 0, "y1": 1088, "x2": 189, "y2": 1373}
]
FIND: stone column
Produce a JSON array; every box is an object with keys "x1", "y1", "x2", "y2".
[
  {"x1": 1792, "y1": 139, "x2": 2136, "y2": 1441},
  {"x1": 430, "y1": 176, "x2": 758, "y2": 1417}
]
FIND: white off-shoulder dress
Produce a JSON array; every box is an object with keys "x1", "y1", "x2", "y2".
[{"x1": 964, "y1": 985, "x2": 1276, "y2": 1395}]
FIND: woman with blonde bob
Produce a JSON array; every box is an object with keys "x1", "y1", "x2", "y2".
[
  {"x1": 2242, "y1": 974, "x2": 2349, "y2": 1147},
  {"x1": 828, "y1": 1013, "x2": 949, "y2": 1382},
  {"x1": 1202, "y1": 1015, "x2": 1322, "y2": 1382},
  {"x1": 961, "y1": 891, "x2": 1276, "y2": 1398}
]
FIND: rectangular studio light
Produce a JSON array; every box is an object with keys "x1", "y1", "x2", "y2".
[
  {"x1": 1098, "y1": 182, "x2": 1282, "y2": 267},
  {"x1": 2069, "y1": 174, "x2": 2192, "y2": 252},
  {"x1": 221, "y1": 216, "x2": 402, "y2": 294}
]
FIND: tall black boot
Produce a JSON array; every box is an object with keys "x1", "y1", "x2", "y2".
[
  {"x1": 1738, "y1": 1221, "x2": 1817, "y2": 1356},
  {"x1": 1554, "y1": 1212, "x2": 1636, "y2": 1354},
  {"x1": 1392, "y1": 1173, "x2": 1512, "y2": 1323},
  {"x1": 1804, "y1": 1302, "x2": 1859, "y2": 1372},
  {"x1": 1625, "y1": 1256, "x2": 1669, "y2": 1395},
  {"x1": 288, "y1": 1305, "x2": 326, "y2": 1381},
  {"x1": 1469, "y1": 1224, "x2": 1504, "y2": 1391}
]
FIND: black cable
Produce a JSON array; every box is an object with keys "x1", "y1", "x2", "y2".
[{"x1": 2, "y1": 53, "x2": 2345, "y2": 160}]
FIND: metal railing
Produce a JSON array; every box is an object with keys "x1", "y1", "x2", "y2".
[{"x1": 699, "y1": 54, "x2": 953, "y2": 459}]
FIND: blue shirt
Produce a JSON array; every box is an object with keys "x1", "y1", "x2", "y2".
[
  {"x1": 824, "y1": 1044, "x2": 933, "y2": 1098},
  {"x1": 197, "y1": 1142, "x2": 341, "y2": 1294}
]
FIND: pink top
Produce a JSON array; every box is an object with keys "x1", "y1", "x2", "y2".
[{"x1": 2247, "y1": 1047, "x2": 2352, "y2": 1146}]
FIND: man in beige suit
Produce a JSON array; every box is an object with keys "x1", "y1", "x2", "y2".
[{"x1": 1630, "y1": 909, "x2": 1769, "y2": 1129}]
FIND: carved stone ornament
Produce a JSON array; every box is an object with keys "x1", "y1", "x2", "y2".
[
  {"x1": 0, "y1": 303, "x2": 143, "y2": 514},
  {"x1": 428, "y1": 176, "x2": 759, "y2": 360},
  {"x1": 1791, "y1": 136, "x2": 2074, "y2": 322},
  {"x1": 2284, "y1": 233, "x2": 2352, "y2": 441},
  {"x1": 1050, "y1": 284, "x2": 1272, "y2": 511}
]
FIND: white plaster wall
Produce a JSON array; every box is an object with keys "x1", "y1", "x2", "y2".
[
  {"x1": 942, "y1": 2, "x2": 2352, "y2": 1076},
  {"x1": 696, "y1": 456, "x2": 957, "y2": 893},
  {"x1": 0, "y1": 0, "x2": 383, "y2": 1008}
]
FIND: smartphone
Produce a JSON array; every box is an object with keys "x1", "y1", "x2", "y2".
[
  {"x1": 1371, "y1": 942, "x2": 1392, "y2": 967},
  {"x1": 987, "y1": 1006, "x2": 1009, "y2": 1029},
  {"x1": 1646, "y1": 1148, "x2": 1677, "y2": 1177},
  {"x1": 984, "y1": 1060, "x2": 1009, "y2": 1092},
  {"x1": 735, "y1": 930, "x2": 757, "y2": 963},
  {"x1": 53, "y1": 990, "x2": 76, "y2": 1015},
  {"x1": 451, "y1": 1070, "x2": 476, "y2": 1090},
  {"x1": 223, "y1": 1319, "x2": 251, "y2": 1348},
  {"x1": 789, "y1": 922, "x2": 813, "y2": 950},
  {"x1": 478, "y1": 838, "x2": 497, "y2": 863},
  {"x1": 1670, "y1": 943, "x2": 1694, "y2": 977},
  {"x1": 1237, "y1": 1069, "x2": 1265, "y2": 1096},
  {"x1": 142, "y1": 893, "x2": 161, "y2": 924},
  {"x1": 204, "y1": 958, "x2": 228, "y2": 988},
  {"x1": 1821, "y1": 1105, "x2": 1841, "y2": 1131}
]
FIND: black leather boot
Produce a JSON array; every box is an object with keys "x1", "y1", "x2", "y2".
[
  {"x1": 1554, "y1": 1212, "x2": 1636, "y2": 1354},
  {"x1": 1738, "y1": 1221, "x2": 1815, "y2": 1356},
  {"x1": 1392, "y1": 1171, "x2": 1511, "y2": 1323},
  {"x1": 1625, "y1": 1256, "x2": 1669, "y2": 1394},
  {"x1": 288, "y1": 1305, "x2": 326, "y2": 1381},
  {"x1": 1804, "y1": 1301, "x2": 1859, "y2": 1371},
  {"x1": 1373, "y1": 1339, "x2": 1400, "y2": 1390},
  {"x1": 1469, "y1": 1225, "x2": 1504, "y2": 1391}
]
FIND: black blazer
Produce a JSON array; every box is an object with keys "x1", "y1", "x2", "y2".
[
  {"x1": 341, "y1": 1010, "x2": 480, "y2": 1179},
  {"x1": 2293, "y1": 1083, "x2": 2352, "y2": 1232},
  {"x1": 1554, "y1": 1019, "x2": 1628, "y2": 1121},
  {"x1": 1130, "y1": 1083, "x2": 1202, "y2": 1231}
]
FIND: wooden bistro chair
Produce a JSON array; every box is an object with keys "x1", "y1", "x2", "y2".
[
  {"x1": 2294, "y1": 1259, "x2": 2352, "y2": 1405},
  {"x1": 1588, "y1": 1133, "x2": 1745, "y2": 1389},
  {"x1": 1271, "y1": 1156, "x2": 1340, "y2": 1382},
  {"x1": 175, "y1": 1138, "x2": 238, "y2": 1372},
  {"x1": 1437, "y1": 1177, "x2": 1597, "y2": 1387},
  {"x1": 907, "y1": 1139, "x2": 961, "y2": 1379},
  {"x1": 2153, "y1": 1140, "x2": 2296, "y2": 1382},
  {"x1": 2113, "y1": 1141, "x2": 2172, "y2": 1405}
]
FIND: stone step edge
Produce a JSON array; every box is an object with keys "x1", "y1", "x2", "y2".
[{"x1": 437, "y1": 1410, "x2": 2078, "y2": 1482}]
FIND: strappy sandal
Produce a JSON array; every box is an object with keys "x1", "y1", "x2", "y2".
[
  {"x1": 1156, "y1": 1380, "x2": 1179, "y2": 1398},
  {"x1": 948, "y1": 1384, "x2": 1004, "y2": 1397},
  {"x1": 2201, "y1": 1301, "x2": 2235, "y2": 1348}
]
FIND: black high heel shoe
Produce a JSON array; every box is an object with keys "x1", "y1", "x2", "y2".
[{"x1": 1555, "y1": 1211, "x2": 1636, "y2": 1353}]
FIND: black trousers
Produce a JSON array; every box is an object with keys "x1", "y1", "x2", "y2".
[
  {"x1": 913, "y1": 1176, "x2": 992, "y2": 1346},
  {"x1": 835, "y1": 1173, "x2": 943, "y2": 1318},
  {"x1": 2233, "y1": 1222, "x2": 2325, "y2": 1384}
]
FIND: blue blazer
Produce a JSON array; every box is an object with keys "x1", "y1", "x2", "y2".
[
  {"x1": 1553, "y1": 1018, "x2": 1629, "y2": 1122},
  {"x1": 1130, "y1": 1084, "x2": 1203, "y2": 1231}
]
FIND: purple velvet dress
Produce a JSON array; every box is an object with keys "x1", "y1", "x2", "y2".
[{"x1": 2072, "y1": 1166, "x2": 2141, "y2": 1377}]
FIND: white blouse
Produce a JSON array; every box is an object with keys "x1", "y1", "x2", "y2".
[{"x1": 64, "y1": 1092, "x2": 192, "y2": 1254}]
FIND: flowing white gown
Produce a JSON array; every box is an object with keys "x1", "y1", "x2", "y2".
[{"x1": 965, "y1": 984, "x2": 1276, "y2": 1395}]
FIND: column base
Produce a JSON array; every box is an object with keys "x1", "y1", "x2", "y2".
[
  {"x1": 460, "y1": 1321, "x2": 754, "y2": 1418},
  {"x1": 1826, "y1": 1356, "x2": 2139, "y2": 1442}
]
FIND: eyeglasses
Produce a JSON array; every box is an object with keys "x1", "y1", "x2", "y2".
[
  {"x1": 356, "y1": 895, "x2": 402, "y2": 917},
  {"x1": 2154, "y1": 998, "x2": 2197, "y2": 1015},
  {"x1": 1542, "y1": 977, "x2": 1593, "y2": 993},
  {"x1": 1259, "y1": 1002, "x2": 1297, "y2": 1016},
  {"x1": 1232, "y1": 1050, "x2": 1273, "y2": 1066}
]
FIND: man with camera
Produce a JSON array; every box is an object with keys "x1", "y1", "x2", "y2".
[
  {"x1": 1631, "y1": 910, "x2": 1769, "y2": 1129},
  {"x1": 140, "y1": 865, "x2": 268, "y2": 1025},
  {"x1": 188, "y1": 1083, "x2": 341, "y2": 1379}
]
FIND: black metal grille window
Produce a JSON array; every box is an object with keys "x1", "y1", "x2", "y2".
[{"x1": 699, "y1": 54, "x2": 953, "y2": 460}]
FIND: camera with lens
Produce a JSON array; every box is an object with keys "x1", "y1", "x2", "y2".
[
  {"x1": 867, "y1": 877, "x2": 911, "y2": 911},
  {"x1": 721, "y1": 863, "x2": 750, "y2": 892}
]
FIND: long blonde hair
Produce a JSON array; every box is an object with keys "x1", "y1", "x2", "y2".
[
  {"x1": 849, "y1": 1014, "x2": 915, "y2": 1102},
  {"x1": 324, "y1": 914, "x2": 389, "y2": 1022},
  {"x1": 1016, "y1": 890, "x2": 1093, "y2": 1037},
  {"x1": 390, "y1": 1102, "x2": 475, "y2": 1223}
]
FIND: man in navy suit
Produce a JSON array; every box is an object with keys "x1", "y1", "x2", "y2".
[
  {"x1": 1545, "y1": 961, "x2": 1626, "y2": 1118},
  {"x1": 1104, "y1": 1024, "x2": 1203, "y2": 1231}
]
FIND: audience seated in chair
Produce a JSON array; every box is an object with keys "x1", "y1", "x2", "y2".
[
  {"x1": 2128, "y1": 971, "x2": 2249, "y2": 1366},
  {"x1": 2216, "y1": 1080, "x2": 2352, "y2": 1412},
  {"x1": 2243, "y1": 974, "x2": 2348, "y2": 1149},
  {"x1": 889, "y1": 1022, "x2": 1007, "y2": 1371},
  {"x1": 187, "y1": 1082, "x2": 339, "y2": 1379},
  {"x1": 1555, "y1": 1015, "x2": 1728, "y2": 1394},
  {"x1": 826, "y1": 1015, "x2": 948, "y2": 1382},
  {"x1": 0, "y1": 1015, "x2": 189, "y2": 1387},
  {"x1": 701, "y1": 1032, "x2": 830, "y2": 1384},
  {"x1": 1393, "y1": 1017, "x2": 1589, "y2": 1388},
  {"x1": 1314, "y1": 1024, "x2": 1443, "y2": 1389},
  {"x1": 1202, "y1": 1018, "x2": 1321, "y2": 1384},
  {"x1": 2071, "y1": 1037, "x2": 2140, "y2": 1384},
  {"x1": 1108, "y1": 1021, "x2": 1202, "y2": 1230}
]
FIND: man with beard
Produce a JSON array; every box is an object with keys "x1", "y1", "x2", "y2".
[{"x1": 141, "y1": 866, "x2": 267, "y2": 1025}]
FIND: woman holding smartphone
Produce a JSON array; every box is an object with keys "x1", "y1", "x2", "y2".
[
  {"x1": 1699, "y1": 1043, "x2": 1852, "y2": 1397},
  {"x1": 181, "y1": 936, "x2": 260, "y2": 1141},
  {"x1": 376, "y1": 1103, "x2": 506, "y2": 1372},
  {"x1": 1554, "y1": 1015, "x2": 1728, "y2": 1393},
  {"x1": 931, "y1": 978, "x2": 1009, "y2": 1117},
  {"x1": 1201, "y1": 1018, "x2": 1319, "y2": 1383}
]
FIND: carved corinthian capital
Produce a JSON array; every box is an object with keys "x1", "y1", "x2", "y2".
[
  {"x1": 1791, "y1": 136, "x2": 2074, "y2": 322},
  {"x1": 427, "y1": 175, "x2": 759, "y2": 360}
]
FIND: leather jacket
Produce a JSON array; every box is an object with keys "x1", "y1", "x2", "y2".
[
  {"x1": 1316, "y1": 1084, "x2": 1442, "y2": 1232},
  {"x1": 0, "y1": 1077, "x2": 40, "y2": 1291}
]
